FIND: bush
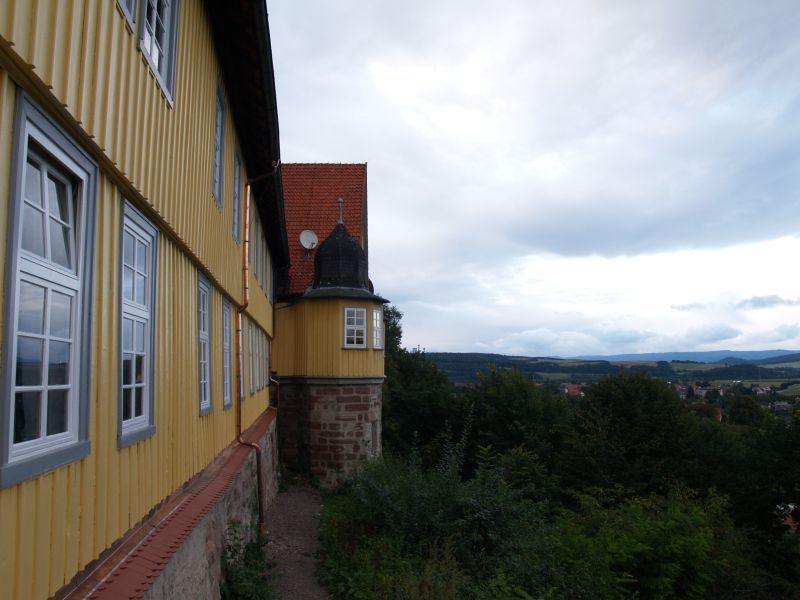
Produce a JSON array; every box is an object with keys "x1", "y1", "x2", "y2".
[{"x1": 220, "y1": 524, "x2": 278, "y2": 600}]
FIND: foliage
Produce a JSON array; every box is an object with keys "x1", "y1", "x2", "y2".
[
  {"x1": 321, "y1": 309, "x2": 800, "y2": 598},
  {"x1": 220, "y1": 524, "x2": 278, "y2": 600}
]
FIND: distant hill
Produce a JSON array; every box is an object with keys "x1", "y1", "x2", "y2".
[
  {"x1": 426, "y1": 350, "x2": 800, "y2": 385},
  {"x1": 573, "y1": 350, "x2": 799, "y2": 363}
]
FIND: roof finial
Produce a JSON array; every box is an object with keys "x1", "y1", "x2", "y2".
[{"x1": 337, "y1": 197, "x2": 344, "y2": 224}]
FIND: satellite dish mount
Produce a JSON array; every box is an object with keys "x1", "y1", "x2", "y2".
[{"x1": 299, "y1": 230, "x2": 319, "y2": 255}]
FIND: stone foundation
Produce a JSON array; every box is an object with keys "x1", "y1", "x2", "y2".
[{"x1": 278, "y1": 378, "x2": 382, "y2": 488}]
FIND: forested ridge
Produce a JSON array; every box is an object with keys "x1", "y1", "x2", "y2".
[{"x1": 319, "y1": 308, "x2": 800, "y2": 599}]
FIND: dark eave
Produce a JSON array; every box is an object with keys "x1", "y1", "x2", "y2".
[{"x1": 202, "y1": 0, "x2": 289, "y2": 270}]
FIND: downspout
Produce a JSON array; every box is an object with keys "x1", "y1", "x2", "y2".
[{"x1": 235, "y1": 182, "x2": 266, "y2": 534}]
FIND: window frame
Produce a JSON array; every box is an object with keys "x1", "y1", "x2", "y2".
[
  {"x1": 343, "y1": 307, "x2": 367, "y2": 349},
  {"x1": 232, "y1": 151, "x2": 241, "y2": 244},
  {"x1": 372, "y1": 307, "x2": 384, "y2": 350},
  {"x1": 137, "y1": 0, "x2": 180, "y2": 102},
  {"x1": 118, "y1": 201, "x2": 158, "y2": 447},
  {"x1": 248, "y1": 318, "x2": 254, "y2": 396},
  {"x1": 222, "y1": 299, "x2": 232, "y2": 409},
  {"x1": 0, "y1": 91, "x2": 97, "y2": 488},
  {"x1": 117, "y1": 0, "x2": 138, "y2": 28},
  {"x1": 212, "y1": 83, "x2": 225, "y2": 207},
  {"x1": 197, "y1": 274, "x2": 212, "y2": 416}
]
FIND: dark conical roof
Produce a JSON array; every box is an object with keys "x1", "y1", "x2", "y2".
[
  {"x1": 305, "y1": 222, "x2": 387, "y2": 302},
  {"x1": 312, "y1": 222, "x2": 369, "y2": 289}
]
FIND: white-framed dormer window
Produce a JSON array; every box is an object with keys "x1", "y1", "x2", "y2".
[
  {"x1": 232, "y1": 152, "x2": 241, "y2": 244},
  {"x1": 1, "y1": 93, "x2": 97, "y2": 488},
  {"x1": 119, "y1": 202, "x2": 157, "y2": 446},
  {"x1": 212, "y1": 84, "x2": 225, "y2": 206},
  {"x1": 138, "y1": 0, "x2": 180, "y2": 100},
  {"x1": 222, "y1": 299, "x2": 232, "y2": 409},
  {"x1": 344, "y1": 307, "x2": 367, "y2": 348},
  {"x1": 372, "y1": 308, "x2": 383, "y2": 350},
  {"x1": 197, "y1": 275, "x2": 212, "y2": 415}
]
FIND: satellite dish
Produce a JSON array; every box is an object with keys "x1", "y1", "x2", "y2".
[{"x1": 299, "y1": 230, "x2": 318, "y2": 250}]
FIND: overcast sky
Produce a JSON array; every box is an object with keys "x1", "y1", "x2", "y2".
[{"x1": 269, "y1": 0, "x2": 800, "y2": 357}]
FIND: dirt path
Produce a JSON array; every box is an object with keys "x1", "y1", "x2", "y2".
[{"x1": 265, "y1": 484, "x2": 330, "y2": 600}]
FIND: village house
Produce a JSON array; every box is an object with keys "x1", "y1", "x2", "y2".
[{"x1": 0, "y1": 2, "x2": 384, "y2": 598}]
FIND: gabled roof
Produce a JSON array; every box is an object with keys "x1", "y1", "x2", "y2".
[{"x1": 280, "y1": 163, "x2": 368, "y2": 297}]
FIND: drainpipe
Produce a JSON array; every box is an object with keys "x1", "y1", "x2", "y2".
[{"x1": 235, "y1": 182, "x2": 266, "y2": 535}]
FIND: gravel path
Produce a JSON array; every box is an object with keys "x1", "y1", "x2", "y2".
[{"x1": 265, "y1": 484, "x2": 330, "y2": 600}]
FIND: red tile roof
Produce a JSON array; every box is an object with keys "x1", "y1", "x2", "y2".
[{"x1": 280, "y1": 163, "x2": 367, "y2": 296}]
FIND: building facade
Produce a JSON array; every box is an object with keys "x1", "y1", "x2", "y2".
[{"x1": 0, "y1": 1, "x2": 290, "y2": 598}]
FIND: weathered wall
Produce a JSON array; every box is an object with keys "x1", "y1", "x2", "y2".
[
  {"x1": 143, "y1": 417, "x2": 279, "y2": 600},
  {"x1": 279, "y1": 381, "x2": 382, "y2": 488}
]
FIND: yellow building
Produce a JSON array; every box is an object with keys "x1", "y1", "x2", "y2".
[{"x1": 0, "y1": 1, "x2": 303, "y2": 598}]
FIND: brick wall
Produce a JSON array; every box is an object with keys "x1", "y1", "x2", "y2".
[{"x1": 278, "y1": 381, "x2": 382, "y2": 488}]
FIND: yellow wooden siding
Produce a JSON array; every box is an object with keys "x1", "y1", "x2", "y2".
[
  {"x1": 0, "y1": 77, "x2": 272, "y2": 600},
  {"x1": 0, "y1": 0, "x2": 265, "y2": 305},
  {"x1": 273, "y1": 299, "x2": 385, "y2": 378}
]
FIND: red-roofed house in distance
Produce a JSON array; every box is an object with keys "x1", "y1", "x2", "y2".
[{"x1": 272, "y1": 164, "x2": 388, "y2": 487}]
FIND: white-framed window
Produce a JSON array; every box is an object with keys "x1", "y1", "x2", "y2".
[
  {"x1": 264, "y1": 335, "x2": 270, "y2": 386},
  {"x1": 222, "y1": 299, "x2": 232, "y2": 409},
  {"x1": 344, "y1": 307, "x2": 367, "y2": 348},
  {"x1": 1, "y1": 93, "x2": 97, "y2": 488},
  {"x1": 197, "y1": 275, "x2": 212, "y2": 415},
  {"x1": 254, "y1": 324, "x2": 261, "y2": 391},
  {"x1": 372, "y1": 308, "x2": 383, "y2": 350},
  {"x1": 138, "y1": 0, "x2": 180, "y2": 100},
  {"x1": 232, "y1": 152, "x2": 241, "y2": 244},
  {"x1": 119, "y1": 202, "x2": 157, "y2": 446},
  {"x1": 212, "y1": 84, "x2": 225, "y2": 206},
  {"x1": 248, "y1": 319, "x2": 254, "y2": 396}
]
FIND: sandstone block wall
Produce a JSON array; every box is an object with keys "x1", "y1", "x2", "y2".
[{"x1": 278, "y1": 380, "x2": 382, "y2": 488}]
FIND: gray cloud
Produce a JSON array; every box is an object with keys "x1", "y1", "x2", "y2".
[
  {"x1": 269, "y1": 0, "x2": 800, "y2": 355},
  {"x1": 671, "y1": 303, "x2": 706, "y2": 312},
  {"x1": 685, "y1": 324, "x2": 742, "y2": 345},
  {"x1": 735, "y1": 295, "x2": 800, "y2": 309}
]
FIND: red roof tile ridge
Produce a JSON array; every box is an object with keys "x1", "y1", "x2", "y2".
[{"x1": 282, "y1": 162, "x2": 366, "y2": 166}]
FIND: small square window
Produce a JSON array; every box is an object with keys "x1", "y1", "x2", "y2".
[{"x1": 344, "y1": 307, "x2": 367, "y2": 348}]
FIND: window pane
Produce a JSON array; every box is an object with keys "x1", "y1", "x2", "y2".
[
  {"x1": 21, "y1": 204, "x2": 46, "y2": 256},
  {"x1": 122, "y1": 353, "x2": 133, "y2": 385},
  {"x1": 18, "y1": 281, "x2": 46, "y2": 334},
  {"x1": 25, "y1": 160, "x2": 42, "y2": 207},
  {"x1": 123, "y1": 266, "x2": 134, "y2": 300},
  {"x1": 123, "y1": 231, "x2": 134, "y2": 266},
  {"x1": 49, "y1": 219, "x2": 72, "y2": 269},
  {"x1": 50, "y1": 291, "x2": 72, "y2": 338},
  {"x1": 16, "y1": 336, "x2": 43, "y2": 386},
  {"x1": 135, "y1": 354, "x2": 144, "y2": 384},
  {"x1": 47, "y1": 176, "x2": 70, "y2": 223},
  {"x1": 48, "y1": 340, "x2": 70, "y2": 385},
  {"x1": 46, "y1": 389, "x2": 68, "y2": 435},
  {"x1": 14, "y1": 391, "x2": 41, "y2": 443},
  {"x1": 135, "y1": 273, "x2": 146, "y2": 304},
  {"x1": 135, "y1": 387, "x2": 144, "y2": 417},
  {"x1": 136, "y1": 240, "x2": 146, "y2": 272},
  {"x1": 123, "y1": 318, "x2": 133, "y2": 351},
  {"x1": 135, "y1": 321, "x2": 145, "y2": 352},
  {"x1": 122, "y1": 388, "x2": 131, "y2": 420}
]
